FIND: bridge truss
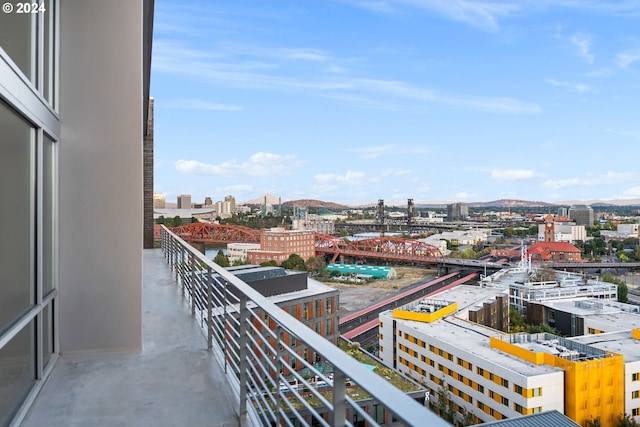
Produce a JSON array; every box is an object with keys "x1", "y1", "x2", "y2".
[
  {"x1": 172, "y1": 223, "x2": 261, "y2": 244},
  {"x1": 315, "y1": 235, "x2": 444, "y2": 264}
]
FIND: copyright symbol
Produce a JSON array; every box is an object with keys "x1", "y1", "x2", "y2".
[{"x1": 2, "y1": 3, "x2": 13, "y2": 13}]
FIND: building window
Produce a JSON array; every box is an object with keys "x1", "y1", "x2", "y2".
[
  {"x1": 632, "y1": 390, "x2": 640, "y2": 399},
  {"x1": 633, "y1": 373, "x2": 640, "y2": 382},
  {"x1": 532, "y1": 387, "x2": 542, "y2": 397}
]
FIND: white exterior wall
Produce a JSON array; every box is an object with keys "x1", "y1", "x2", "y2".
[
  {"x1": 58, "y1": 0, "x2": 143, "y2": 352},
  {"x1": 379, "y1": 312, "x2": 564, "y2": 423},
  {"x1": 618, "y1": 224, "x2": 639, "y2": 238},
  {"x1": 378, "y1": 312, "x2": 396, "y2": 368},
  {"x1": 227, "y1": 243, "x2": 260, "y2": 263},
  {"x1": 625, "y1": 360, "x2": 640, "y2": 423}
]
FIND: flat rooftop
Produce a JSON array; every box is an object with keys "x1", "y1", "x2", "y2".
[
  {"x1": 570, "y1": 330, "x2": 640, "y2": 363},
  {"x1": 386, "y1": 312, "x2": 561, "y2": 377},
  {"x1": 535, "y1": 298, "x2": 640, "y2": 331}
]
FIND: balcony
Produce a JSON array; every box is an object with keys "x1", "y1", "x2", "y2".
[{"x1": 21, "y1": 227, "x2": 448, "y2": 426}]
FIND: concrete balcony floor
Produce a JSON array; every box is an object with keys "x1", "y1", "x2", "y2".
[{"x1": 22, "y1": 249, "x2": 239, "y2": 427}]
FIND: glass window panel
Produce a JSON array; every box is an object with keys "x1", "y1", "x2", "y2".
[
  {"x1": 43, "y1": 0, "x2": 55, "y2": 105},
  {"x1": 0, "y1": 102, "x2": 34, "y2": 331},
  {"x1": 42, "y1": 303, "x2": 53, "y2": 369},
  {"x1": 0, "y1": 321, "x2": 35, "y2": 427},
  {"x1": 43, "y1": 135, "x2": 55, "y2": 295},
  {"x1": 0, "y1": 9, "x2": 36, "y2": 82}
]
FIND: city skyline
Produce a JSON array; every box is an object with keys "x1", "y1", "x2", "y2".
[{"x1": 151, "y1": 0, "x2": 640, "y2": 205}]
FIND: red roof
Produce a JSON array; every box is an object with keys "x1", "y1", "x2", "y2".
[{"x1": 529, "y1": 241, "x2": 581, "y2": 253}]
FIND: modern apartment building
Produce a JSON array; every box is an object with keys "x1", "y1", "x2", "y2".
[
  {"x1": 0, "y1": 0, "x2": 153, "y2": 424},
  {"x1": 379, "y1": 299, "x2": 634, "y2": 427}
]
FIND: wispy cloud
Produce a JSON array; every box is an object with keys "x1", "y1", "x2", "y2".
[
  {"x1": 569, "y1": 33, "x2": 594, "y2": 64},
  {"x1": 491, "y1": 169, "x2": 540, "y2": 182},
  {"x1": 546, "y1": 79, "x2": 592, "y2": 93},
  {"x1": 153, "y1": 41, "x2": 541, "y2": 114},
  {"x1": 616, "y1": 49, "x2": 640, "y2": 69},
  {"x1": 175, "y1": 153, "x2": 304, "y2": 177},
  {"x1": 381, "y1": 168, "x2": 412, "y2": 177},
  {"x1": 349, "y1": 144, "x2": 433, "y2": 159},
  {"x1": 543, "y1": 171, "x2": 638, "y2": 190},
  {"x1": 604, "y1": 128, "x2": 640, "y2": 140},
  {"x1": 166, "y1": 98, "x2": 244, "y2": 111},
  {"x1": 314, "y1": 171, "x2": 370, "y2": 187}
]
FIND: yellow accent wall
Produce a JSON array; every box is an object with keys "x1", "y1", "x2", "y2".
[
  {"x1": 393, "y1": 302, "x2": 458, "y2": 323},
  {"x1": 489, "y1": 337, "x2": 624, "y2": 427}
]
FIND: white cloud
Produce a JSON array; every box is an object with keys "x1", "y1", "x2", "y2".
[
  {"x1": 622, "y1": 186, "x2": 640, "y2": 198},
  {"x1": 175, "y1": 152, "x2": 303, "y2": 177},
  {"x1": 314, "y1": 171, "x2": 369, "y2": 187},
  {"x1": 490, "y1": 169, "x2": 539, "y2": 182},
  {"x1": 167, "y1": 98, "x2": 244, "y2": 111},
  {"x1": 381, "y1": 168, "x2": 412, "y2": 177},
  {"x1": 616, "y1": 49, "x2": 640, "y2": 69},
  {"x1": 543, "y1": 171, "x2": 638, "y2": 190},
  {"x1": 569, "y1": 33, "x2": 594, "y2": 64},
  {"x1": 545, "y1": 79, "x2": 592, "y2": 93},
  {"x1": 154, "y1": 41, "x2": 541, "y2": 115},
  {"x1": 349, "y1": 144, "x2": 433, "y2": 159}
]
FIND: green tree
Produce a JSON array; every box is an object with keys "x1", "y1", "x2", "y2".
[
  {"x1": 586, "y1": 416, "x2": 602, "y2": 427},
  {"x1": 305, "y1": 256, "x2": 325, "y2": 275},
  {"x1": 281, "y1": 254, "x2": 307, "y2": 271},
  {"x1": 156, "y1": 215, "x2": 165, "y2": 225},
  {"x1": 617, "y1": 413, "x2": 640, "y2": 427},
  {"x1": 260, "y1": 260, "x2": 278, "y2": 267},
  {"x1": 601, "y1": 272, "x2": 628, "y2": 303},
  {"x1": 434, "y1": 378, "x2": 454, "y2": 423},
  {"x1": 213, "y1": 250, "x2": 229, "y2": 267},
  {"x1": 173, "y1": 215, "x2": 182, "y2": 226}
]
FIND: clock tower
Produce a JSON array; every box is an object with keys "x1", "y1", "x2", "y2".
[{"x1": 544, "y1": 220, "x2": 555, "y2": 242}]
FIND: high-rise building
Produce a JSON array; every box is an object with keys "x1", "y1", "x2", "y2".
[
  {"x1": 204, "y1": 196, "x2": 213, "y2": 206},
  {"x1": 153, "y1": 192, "x2": 166, "y2": 208},
  {"x1": 557, "y1": 207, "x2": 568, "y2": 217},
  {"x1": 0, "y1": 0, "x2": 152, "y2": 423},
  {"x1": 447, "y1": 202, "x2": 469, "y2": 221},
  {"x1": 177, "y1": 194, "x2": 192, "y2": 209},
  {"x1": 568, "y1": 205, "x2": 594, "y2": 227}
]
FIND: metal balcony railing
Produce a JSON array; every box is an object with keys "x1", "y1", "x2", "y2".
[{"x1": 160, "y1": 225, "x2": 449, "y2": 427}]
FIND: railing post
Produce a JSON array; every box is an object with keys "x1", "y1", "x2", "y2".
[
  {"x1": 223, "y1": 279, "x2": 228, "y2": 374},
  {"x1": 207, "y1": 265, "x2": 213, "y2": 350},
  {"x1": 238, "y1": 296, "x2": 248, "y2": 418},
  {"x1": 189, "y1": 252, "x2": 195, "y2": 316},
  {"x1": 180, "y1": 249, "x2": 185, "y2": 295},
  {"x1": 332, "y1": 368, "x2": 346, "y2": 427}
]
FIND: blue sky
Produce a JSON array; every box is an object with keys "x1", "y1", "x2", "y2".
[{"x1": 151, "y1": 1, "x2": 640, "y2": 206}]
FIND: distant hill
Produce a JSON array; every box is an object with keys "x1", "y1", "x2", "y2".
[
  {"x1": 468, "y1": 199, "x2": 556, "y2": 208},
  {"x1": 283, "y1": 199, "x2": 348, "y2": 210}
]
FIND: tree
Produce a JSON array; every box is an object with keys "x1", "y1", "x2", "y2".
[
  {"x1": 305, "y1": 256, "x2": 325, "y2": 275},
  {"x1": 156, "y1": 215, "x2": 165, "y2": 225},
  {"x1": 281, "y1": 254, "x2": 307, "y2": 271},
  {"x1": 617, "y1": 413, "x2": 640, "y2": 427},
  {"x1": 586, "y1": 416, "x2": 602, "y2": 427},
  {"x1": 260, "y1": 260, "x2": 278, "y2": 267},
  {"x1": 601, "y1": 272, "x2": 628, "y2": 303},
  {"x1": 173, "y1": 215, "x2": 182, "y2": 226},
  {"x1": 213, "y1": 250, "x2": 229, "y2": 267},
  {"x1": 434, "y1": 377, "x2": 454, "y2": 423}
]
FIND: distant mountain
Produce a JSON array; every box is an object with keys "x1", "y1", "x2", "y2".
[
  {"x1": 468, "y1": 199, "x2": 556, "y2": 208},
  {"x1": 283, "y1": 199, "x2": 348, "y2": 210}
]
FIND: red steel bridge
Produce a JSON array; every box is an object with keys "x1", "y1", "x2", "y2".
[{"x1": 168, "y1": 223, "x2": 445, "y2": 264}]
